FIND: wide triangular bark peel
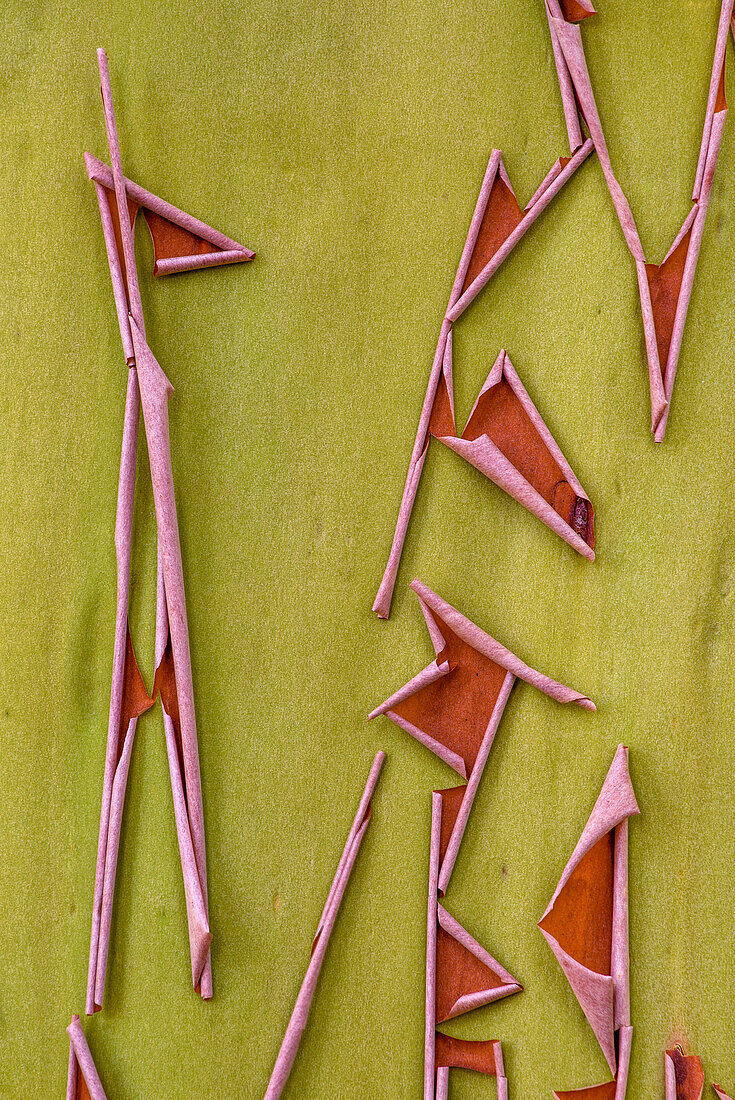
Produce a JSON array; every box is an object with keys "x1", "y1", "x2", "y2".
[
  {"x1": 666, "y1": 1048, "x2": 705, "y2": 1100},
  {"x1": 85, "y1": 152, "x2": 255, "y2": 275},
  {"x1": 435, "y1": 903, "x2": 522, "y2": 1021},
  {"x1": 539, "y1": 746, "x2": 639, "y2": 1080},
  {"x1": 439, "y1": 350, "x2": 595, "y2": 559},
  {"x1": 370, "y1": 579, "x2": 594, "y2": 893},
  {"x1": 86, "y1": 365, "x2": 155, "y2": 1015},
  {"x1": 714, "y1": 1087, "x2": 734, "y2": 1100},
  {"x1": 66, "y1": 1017, "x2": 108, "y2": 1100}
]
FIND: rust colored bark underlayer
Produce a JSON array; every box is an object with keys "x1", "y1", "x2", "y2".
[
  {"x1": 391, "y1": 611, "x2": 508, "y2": 775},
  {"x1": 539, "y1": 832, "x2": 614, "y2": 975},
  {"x1": 437, "y1": 786, "x2": 466, "y2": 865},
  {"x1": 153, "y1": 630, "x2": 188, "y2": 812},
  {"x1": 435, "y1": 924, "x2": 507, "y2": 1023},
  {"x1": 435, "y1": 1033, "x2": 498, "y2": 1075},
  {"x1": 554, "y1": 1083, "x2": 617, "y2": 1100},
  {"x1": 142, "y1": 207, "x2": 224, "y2": 267},
  {"x1": 462, "y1": 376, "x2": 591, "y2": 542},
  {"x1": 668, "y1": 1048, "x2": 705, "y2": 1100},
  {"x1": 461, "y1": 174, "x2": 524, "y2": 292},
  {"x1": 645, "y1": 229, "x2": 692, "y2": 383},
  {"x1": 75, "y1": 1063, "x2": 92, "y2": 1100},
  {"x1": 559, "y1": 0, "x2": 596, "y2": 22},
  {"x1": 102, "y1": 185, "x2": 139, "y2": 294},
  {"x1": 427, "y1": 370, "x2": 455, "y2": 441},
  {"x1": 116, "y1": 624, "x2": 154, "y2": 766}
]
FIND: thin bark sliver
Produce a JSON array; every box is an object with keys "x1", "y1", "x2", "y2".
[{"x1": 263, "y1": 752, "x2": 386, "y2": 1100}]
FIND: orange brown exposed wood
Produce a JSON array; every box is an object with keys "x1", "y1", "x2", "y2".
[
  {"x1": 427, "y1": 370, "x2": 455, "y2": 440},
  {"x1": 142, "y1": 207, "x2": 224, "y2": 272},
  {"x1": 435, "y1": 924, "x2": 507, "y2": 1023},
  {"x1": 668, "y1": 1048, "x2": 705, "y2": 1100},
  {"x1": 116, "y1": 624, "x2": 154, "y2": 765},
  {"x1": 559, "y1": 0, "x2": 596, "y2": 21},
  {"x1": 554, "y1": 1084, "x2": 617, "y2": 1100},
  {"x1": 461, "y1": 376, "x2": 590, "y2": 541},
  {"x1": 153, "y1": 630, "x2": 187, "y2": 810},
  {"x1": 461, "y1": 175, "x2": 523, "y2": 293},
  {"x1": 539, "y1": 832, "x2": 614, "y2": 975},
  {"x1": 435, "y1": 1033, "x2": 498, "y2": 1075},
  {"x1": 437, "y1": 786, "x2": 466, "y2": 866},
  {"x1": 391, "y1": 611, "x2": 508, "y2": 776},
  {"x1": 645, "y1": 230, "x2": 692, "y2": 383}
]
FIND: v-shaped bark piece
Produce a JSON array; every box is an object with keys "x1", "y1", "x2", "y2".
[
  {"x1": 714, "y1": 1087, "x2": 734, "y2": 1100},
  {"x1": 372, "y1": 140, "x2": 593, "y2": 619},
  {"x1": 439, "y1": 350, "x2": 595, "y2": 559},
  {"x1": 544, "y1": 0, "x2": 733, "y2": 439},
  {"x1": 540, "y1": 746, "x2": 639, "y2": 1080},
  {"x1": 85, "y1": 152, "x2": 255, "y2": 276},
  {"x1": 66, "y1": 1017, "x2": 108, "y2": 1100},
  {"x1": 666, "y1": 1048, "x2": 705, "y2": 1100},
  {"x1": 371, "y1": 579, "x2": 594, "y2": 893},
  {"x1": 446, "y1": 142, "x2": 593, "y2": 322}
]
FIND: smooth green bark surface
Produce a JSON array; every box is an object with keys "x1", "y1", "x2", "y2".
[{"x1": 1, "y1": 1, "x2": 735, "y2": 1096}]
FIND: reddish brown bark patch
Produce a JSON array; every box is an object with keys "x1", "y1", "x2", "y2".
[
  {"x1": 560, "y1": 0, "x2": 596, "y2": 22},
  {"x1": 142, "y1": 208, "x2": 223, "y2": 274},
  {"x1": 435, "y1": 1032, "x2": 498, "y2": 1075},
  {"x1": 428, "y1": 370, "x2": 455, "y2": 440},
  {"x1": 646, "y1": 228, "x2": 692, "y2": 382},
  {"x1": 435, "y1": 923, "x2": 507, "y2": 1023},
  {"x1": 391, "y1": 612, "x2": 509, "y2": 775},
  {"x1": 667, "y1": 1048, "x2": 705, "y2": 1100},
  {"x1": 116, "y1": 623, "x2": 154, "y2": 765},
  {"x1": 539, "y1": 831, "x2": 614, "y2": 975},
  {"x1": 437, "y1": 786, "x2": 466, "y2": 866},
  {"x1": 153, "y1": 630, "x2": 187, "y2": 810},
  {"x1": 462, "y1": 175, "x2": 523, "y2": 293},
  {"x1": 554, "y1": 1083, "x2": 616, "y2": 1100},
  {"x1": 462, "y1": 376, "x2": 593, "y2": 546},
  {"x1": 102, "y1": 186, "x2": 140, "y2": 294},
  {"x1": 75, "y1": 1062, "x2": 93, "y2": 1100}
]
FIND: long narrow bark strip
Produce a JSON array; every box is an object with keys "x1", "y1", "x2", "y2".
[
  {"x1": 86, "y1": 367, "x2": 152, "y2": 1015},
  {"x1": 372, "y1": 150, "x2": 502, "y2": 619},
  {"x1": 130, "y1": 317, "x2": 212, "y2": 996},
  {"x1": 155, "y1": 552, "x2": 212, "y2": 991},
  {"x1": 263, "y1": 751, "x2": 386, "y2": 1100},
  {"x1": 424, "y1": 792, "x2": 442, "y2": 1100}
]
